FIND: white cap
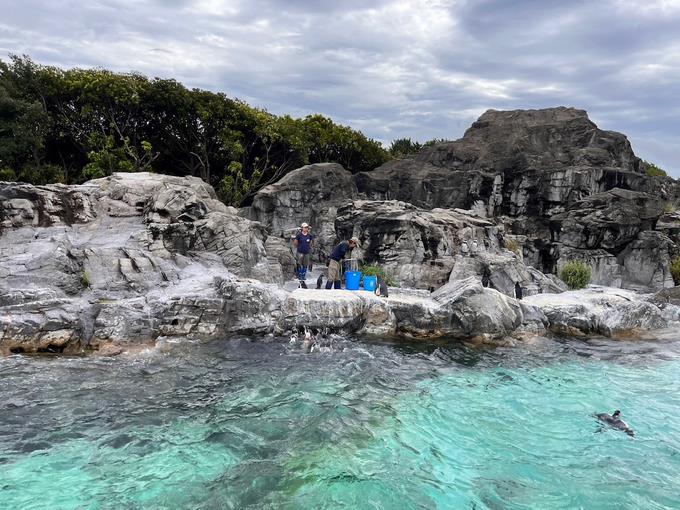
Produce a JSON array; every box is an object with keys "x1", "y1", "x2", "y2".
[{"x1": 301, "y1": 223, "x2": 311, "y2": 228}]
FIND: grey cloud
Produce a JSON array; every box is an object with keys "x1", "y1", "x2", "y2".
[{"x1": 0, "y1": 0, "x2": 679, "y2": 176}]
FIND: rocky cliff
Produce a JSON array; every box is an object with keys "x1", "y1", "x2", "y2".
[{"x1": 251, "y1": 107, "x2": 680, "y2": 292}]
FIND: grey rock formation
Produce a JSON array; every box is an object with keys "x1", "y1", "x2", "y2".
[
  {"x1": 3, "y1": 107, "x2": 680, "y2": 354},
  {"x1": 335, "y1": 199, "x2": 565, "y2": 294},
  {"x1": 549, "y1": 189, "x2": 675, "y2": 289},
  {"x1": 355, "y1": 108, "x2": 680, "y2": 291},
  {"x1": 0, "y1": 173, "x2": 282, "y2": 354},
  {"x1": 279, "y1": 277, "x2": 547, "y2": 340},
  {"x1": 524, "y1": 286, "x2": 678, "y2": 337},
  {"x1": 356, "y1": 107, "x2": 646, "y2": 214}
]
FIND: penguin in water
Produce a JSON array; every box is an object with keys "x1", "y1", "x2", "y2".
[{"x1": 596, "y1": 410, "x2": 635, "y2": 436}]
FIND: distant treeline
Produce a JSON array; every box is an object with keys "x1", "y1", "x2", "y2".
[{"x1": 0, "y1": 56, "x2": 402, "y2": 205}]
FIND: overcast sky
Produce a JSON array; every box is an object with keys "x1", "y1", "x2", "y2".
[{"x1": 2, "y1": 0, "x2": 679, "y2": 176}]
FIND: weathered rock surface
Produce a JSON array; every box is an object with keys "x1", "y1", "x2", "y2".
[
  {"x1": 524, "y1": 286, "x2": 680, "y2": 337},
  {"x1": 0, "y1": 169, "x2": 680, "y2": 353},
  {"x1": 334, "y1": 199, "x2": 566, "y2": 295},
  {"x1": 357, "y1": 107, "x2": 646, "y2": 213},
  {"x1": 0, "y1": 173, "x2": 283, "y2": 354}
]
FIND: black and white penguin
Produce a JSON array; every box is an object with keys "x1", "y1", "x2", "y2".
[
  {"x1": 375, "y1": 276, "x2": 389, "y2": 297},
  {"x1": 596, "y1": 410, "x2": 635, "y2": 436},
  {"x1": 316, "y1": 274, "x2": 324, "y2": 289}
]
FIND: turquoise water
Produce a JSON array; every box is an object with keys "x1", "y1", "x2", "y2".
[{"x1": 2, "y1": 334, "x2": 680, "y2": 509}]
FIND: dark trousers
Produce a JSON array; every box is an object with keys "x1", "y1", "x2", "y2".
[{"x1": 325, "y1": 280, "x2": 341, "y2": 289}]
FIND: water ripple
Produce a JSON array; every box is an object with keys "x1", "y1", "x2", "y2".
[{"x1": 1, "y1": 334, "x2": 680, "y2": 508}]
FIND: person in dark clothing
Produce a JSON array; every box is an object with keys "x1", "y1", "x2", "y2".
[
  {"x1": 514, "y1": 281, "x2": 523, "y2": 300},
  {"x1": 293, "y1": 223, "x2": 315, "y2": 285},
  {"x1": 325, "y1": 237, "x2": 360, "y2": 289}
]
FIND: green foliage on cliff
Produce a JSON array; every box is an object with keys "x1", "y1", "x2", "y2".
[
  {"x1": 0, "y1": 55, "x2": 389, "y2": 205},
  {"x1": 388, "y1": 137, "x2": 452, "y2": 158},
  {"x1": 643, "y1": 160, "x2": 668, "y2": 177},
  {"x1": 560, "y1": 261, "x2": 592, "y2": 290},
  {"x1": 671, "y1": 257, "x2": 680, "y2": 285}
]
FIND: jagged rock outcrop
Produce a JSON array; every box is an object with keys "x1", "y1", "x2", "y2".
[
  {"x1": 2, "y1": 167, "x2": 679, "y2": 355},
  {"x1": 0, "y1": 173, "x2": 283, "y2": 354},
  {"x1": 335, "y1": 199, "x2": 565, "y2": 294},
  {"x1": 356, "y1": 107, "x2": 647, "y2": 214},
  {"x1": 548, "y1": 189, "x2": 676, "y2": 289},
  {"x1": 355, "y1": 107, "x2": 680, "y2": 291}
]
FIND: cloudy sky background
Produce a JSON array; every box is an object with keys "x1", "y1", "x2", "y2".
[{"x1": 2, "y1": 0, "x2": 679, "y2": 176}]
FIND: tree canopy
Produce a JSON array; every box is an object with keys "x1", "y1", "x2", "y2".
[{"x1": 0, "y1": 55, "x2": 390, "y2": 205}]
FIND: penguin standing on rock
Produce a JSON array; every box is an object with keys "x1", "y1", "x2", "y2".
[
  {"x1": 316, "y1": 274, "x2": 324, "y2": 289},
  {"x1": 375, "y1": 276, "x2": 389, "y2": 297}
]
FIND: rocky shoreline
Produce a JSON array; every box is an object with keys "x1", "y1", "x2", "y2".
[{"x1": 2, "y1": 107, "x2": 680, "y2": 355}]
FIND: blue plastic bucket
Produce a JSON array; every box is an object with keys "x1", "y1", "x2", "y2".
[
  {"x1": 363, "y1": 275, "x2": 377, "y2": 292},
  {"x1": 345, "y1": 271, "x2": 361, "y2": 290}
]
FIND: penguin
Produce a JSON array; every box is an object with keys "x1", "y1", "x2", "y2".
[
  {"x1": 316, "y1": 273, "x2": 324, "y2": 289},
  {"x1": 596, "y1": 410, "x2": 635, "y2": 436},
  {"x1": 376, "y1": 276, "x2": 389, "y2": 298}
]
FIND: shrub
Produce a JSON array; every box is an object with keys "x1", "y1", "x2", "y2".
[
  {"x1": 560, "y1": 261, "x2": 592, "y2": 289},
  {"x1": 80, "y1": 271, "x2": 90, "y2": 288},
  {"x1": 504, "y1": 238, "x2": 521, "y2": 254},
  {"x1": 664, "y1": 203, "x2": 677, "y2": 214},
  {"x1": 643, "y1": 160, "x2": 668, "y2": 177},
  {"x1": 361, "y1": 264, "x2": 396, "y2": 287},
  {"x1": 671, "y1": 257, "x2": 680, "y2": 285},
  {"x1": 0, "y1": 167, "x2": 17, "y2": 181}
]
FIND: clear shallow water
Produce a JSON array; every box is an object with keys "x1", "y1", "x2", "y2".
[{"x1": 2, "y1": 333, "x2": 680, "y2": 509}]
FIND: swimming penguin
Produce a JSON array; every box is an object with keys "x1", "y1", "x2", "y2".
[
  {"x1": 596, "y1": 410, "x2": 635, "y2": 436},
  {"x1": 316, "y1": 274, "x2": 324, "y2": 289}
]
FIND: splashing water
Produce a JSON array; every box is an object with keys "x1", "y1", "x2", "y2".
[{"x1": 1, "y1": 334, "x2": 680, "y2": 509}]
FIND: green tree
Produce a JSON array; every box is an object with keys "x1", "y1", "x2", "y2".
[{"x1": 389, "y1": 137, "x2": 422, "y2": 157}]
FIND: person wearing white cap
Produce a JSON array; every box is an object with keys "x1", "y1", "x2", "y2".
[
  {"x1": 325, "y1": 236, "x2": 360, "y2": 289},
  {"x1": 293, "y1": 223, "x2": 315, "y2": 286}
]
